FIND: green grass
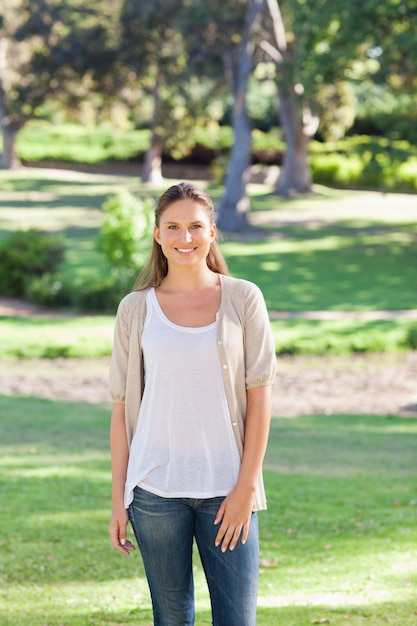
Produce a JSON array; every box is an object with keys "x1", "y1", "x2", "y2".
[
  {"x1": 222, "y1": 224, "x2": 417, "y2": 311},
  {"x1": 0, "y1": 315, "x2": 114, "y2": 358},
  {"x1": 1, "y1": 314, "x2": 416, "y2": 359},
  {"x1": 2, "y1": 169, "x2": 416, "y2": 311},
  {"x1": 0, "y1": 395, "x2": 416, "y2": 625},
  {"x1": 271, "y1": 318, "x2": 417, "y2": 355},
  {"x1": 1, "y1": 167, "x2": 417, "y2": 356}
]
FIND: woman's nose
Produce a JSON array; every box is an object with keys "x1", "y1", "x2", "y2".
[{"x1": 180, "y1": 228, "x2": 192, "y2": 242}]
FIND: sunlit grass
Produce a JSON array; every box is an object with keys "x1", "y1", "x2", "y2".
[
  {"x1": 0, "y1": 396, "x2": 416, "y2": 625},
  {"x1": 1, "y1": 314, "x2": 416, "y2": 358},
  {"x1": 270, "y1": 317, "x2": 417, "y2": 355},
  {"x1": 221, "y1": 223, "x2": 417, "y2": 311},
  {"x1": 1, "y1": 167, "x2": 417, "y2": 356},
  {"x1": 0, "y1": 315, "x2": 114, "y2": 358}
]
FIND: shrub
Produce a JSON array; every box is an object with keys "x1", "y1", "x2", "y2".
[
  {"x1": 26, "y1": 273, "x2": 73, "y2": 308},
  {"x1": 395, "y1": 158, "x2": 417, "y2": 192},
  {"x1": 17, "y1": 122, "x2": 151, "y2": 163},
  {"x1": 26, "y1": 271, "x2": 133, "y2": 314},
  {"x1": 404, "y1": 326, "x2": 417, "y2": 350},
  {"x1": 0, "y1": 229, "x2": 65, "y2": 297},
  {"x1": 76, "y1": 274, "x2": 133, "y2": 313},
  {"x1": 97, "y1": 191, "x2": 153, "y2": 276},
  {"x1": 309, "y1": 136, "x2": 417, "y2": 191}
]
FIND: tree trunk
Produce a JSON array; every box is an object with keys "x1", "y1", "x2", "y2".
[
  {"x1": 276, "y1": 90, "x2": 312, "y2": 195},
  {"x1": 0, "y1": 120, "x2": 21, "y2": 169},
  {"x1": 142, "y1": 133, "x2": 163, "y2": 184},
  {"x1": 0, "y1": 76, "x2": 22, "y2": 169},
  {"x1": 264, "y1": 0, "x2": 318, "y2": 196},
  {"x1": 216, "y1": 94, "x2": 252, "y2": 232},
  {"x1": 142, "y1": 67, "x2": 163, "y2": 184},
  {"x1": 217, "y1": 0, "x2": 264, "y2": 233}
]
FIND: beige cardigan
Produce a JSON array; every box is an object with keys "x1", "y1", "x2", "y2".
[{"x1": 109, "y1": 274, "x2": 276, "y2": 510}]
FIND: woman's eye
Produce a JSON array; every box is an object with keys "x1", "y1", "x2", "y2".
[
  {"x1": 168, "y1": 225, "x2": 178, "y2": 229},
  {"x1": 191, "y1": 224, "x2": 202, "y2": 229}
]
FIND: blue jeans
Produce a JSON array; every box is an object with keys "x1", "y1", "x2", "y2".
[{"x1": 128, "y1": 486, "x2": 259, "y2": 626}]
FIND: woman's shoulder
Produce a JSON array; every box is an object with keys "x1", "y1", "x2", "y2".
[
  {"x1": 117, "y1": 288, "x2": 149, "y2": 314},
  {"x1": 220, "y1": 274, "x2": 263, "y2": 298}
]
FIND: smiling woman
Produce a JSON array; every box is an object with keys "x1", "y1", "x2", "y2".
[{"x1": 108, "y1": 181, "x2": 276, "y2": 625}]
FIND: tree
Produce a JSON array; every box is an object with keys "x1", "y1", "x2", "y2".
[
  {"x1": 217, "y1": 0, "x2": 266, "y2": 232},
  {"x1": 0, "y1": 0, "x2": 121, "y2": 169},
  {"x1": 120, "y1": 0, "x2": 224, "y2": 183}
]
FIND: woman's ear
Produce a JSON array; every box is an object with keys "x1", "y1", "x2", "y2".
[{"x1": 154, "y1": 225, "x2": 161, "y2": 244}]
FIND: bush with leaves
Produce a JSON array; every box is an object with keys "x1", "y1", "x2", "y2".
[
  {"x1": 0, "y1": 229, "x2": 65, "y2": 297},
  {"x1": 97, "y1": 190, "x2": 154, "y2": 287}
]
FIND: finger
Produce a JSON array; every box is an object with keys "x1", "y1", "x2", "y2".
[
  {"x1": 214, "y1": 520, "x2": 228, "y2": 547},
  {"x1": 240, "y1": 518, "x2": 250, "y2": 545},
  {"x1": 215, "y1": 522, "x2": 237, "y2": 552},
  {"x1": 113, "y1": 537, "x2": 135, "y2": 556},
  {"x1": 109, "y1": 523, "x2": 135, "y2": 556},
  {"x1": 120, "y1": 538, "x2": 136, "y2": 555},
  {"x1": 213, "y1": 500, "x2": 225, "y2": 526},
  {"x1": 222, "y1": 524, "x2": 243, "y2": 553}
]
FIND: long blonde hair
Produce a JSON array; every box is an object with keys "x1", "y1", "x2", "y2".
[{"x1": 134, "y1": 182, "x2": 229, "y2": 290}]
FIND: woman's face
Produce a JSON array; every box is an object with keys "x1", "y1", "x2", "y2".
[{"x1": 154, "y1": 199, "x2": 216, "y2": 270}]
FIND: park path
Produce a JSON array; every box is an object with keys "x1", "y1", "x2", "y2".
[
  {"x1": 268, "y1": 309, "x2": 417, "y2": 320},
  {"x1": 1, "y1": 297, "x2": 416, "y2": 417}
]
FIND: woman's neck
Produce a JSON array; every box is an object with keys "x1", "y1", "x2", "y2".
[{"x1": 159, "y1": 267, "x2": 218, "y2": 293}]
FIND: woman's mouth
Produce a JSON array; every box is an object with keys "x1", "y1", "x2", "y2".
[{"x1": 176, "y1": 248, "x2": 195, "y2": 254}]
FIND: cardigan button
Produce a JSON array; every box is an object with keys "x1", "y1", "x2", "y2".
[
  {"x1": 232, "y1": 422, "x2": 237, "y2": 426},
  {"x1": 223, "y1": 364, "x2": 228, "y2": 369},
  {"x1": 217, "y1": 340, "x2": 222, "y2": 345}
]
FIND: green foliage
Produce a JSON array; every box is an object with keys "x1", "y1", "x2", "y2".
[
  {"x1": 252, "y1": 128, "x2": 285, "y2": 162},
  {"x1": 405, "y1": 326, "x2": 417, "y2": 350},
  {"x1": 16, "y1": 123, "x2": 151, "y2": 163},
  {"x1": 0, "y1": 229, "x2": 65, "y2": 297},
  {"x1": 309, "y1": 136, "x2": 417, "y2": 191},
  {"x1": 352, "y1": 83, "x2": 417, "y2": 144},
  {"x1": 97, "y1": 190, "x2": 153, "y2": 274},
  {"x1": 25, "y1": 274, "x2": 73, "y2": 308},
  {"x1": 25, "y1": 272, "x2": 130, "y2": 314},
  {"x1": 13, "y1": 122, "x2": 417, "y2": 194}
]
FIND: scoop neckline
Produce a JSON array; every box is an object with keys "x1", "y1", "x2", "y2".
[{"x1": 149, "y1": 287, "x2": 219, "y2": 332}]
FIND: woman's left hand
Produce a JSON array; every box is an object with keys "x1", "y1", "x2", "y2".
[{"x1": 213, "y1": 486, "x2": 254, "y2": 552}]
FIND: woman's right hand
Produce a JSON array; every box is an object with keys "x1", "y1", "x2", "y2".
[{"x1": 108, "y1": 506, "x2": 136, "y2": 556}]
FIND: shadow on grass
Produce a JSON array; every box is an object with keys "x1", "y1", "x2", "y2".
[
  {"x1": 221, "y1": 226, "x2": 417, "y2": 310},
  {"x1": 1, "y1": 194, "x2": 108, "y2": 211},
  {"x1": 1, "y1": 396, "x2": 416, "y2": 624},
  {"x1": 1, "y1": 595, "x2": 417, "y2": 625}
]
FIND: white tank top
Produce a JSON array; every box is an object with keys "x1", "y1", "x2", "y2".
[{"x1": 124, "y1": 288, "x2": 241, "y2": 506}]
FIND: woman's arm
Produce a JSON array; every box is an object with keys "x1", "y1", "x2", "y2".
[
  {"x1": 108, "y1": 402, "x2": 135, "y2": 556},
  {"x1": 214, "y1": 384, "x2": 272, "y2": 552}
]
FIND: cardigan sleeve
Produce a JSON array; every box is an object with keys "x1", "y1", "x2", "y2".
[
  {"x1": 242, "y1": 281, "x2": 276, "y2": 389},
  {"x1": 108, "y1": 295, "x2": 131, "y2": 403}
]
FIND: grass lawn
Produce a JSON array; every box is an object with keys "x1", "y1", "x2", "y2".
[
  {"x1": 0, "y1": 167, "x2": 417, "y2": 356},
  {"x1": 1, "y1": 314, "x2": 416, "y2": 359},
  {"x1": 0, "y1": 395, "x2": 416, "y2": 625},
  {"x1": 0, "y1": 315, "x2": 114, "y2": 358},
  {"x1": 1, "y1": 168, "x2": 416, "y2": 312}
]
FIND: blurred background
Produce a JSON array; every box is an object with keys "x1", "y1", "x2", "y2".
[{"x1": 0, "y1": 1, "x2": 416, "y2": 625}]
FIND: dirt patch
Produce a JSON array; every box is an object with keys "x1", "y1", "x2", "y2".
[
  {"x1": 1, "y1": 301, "x2": 416, "y2": 418},
  {"x1": 1, "y1": 352, "x2": 416, "y2": 417}
]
